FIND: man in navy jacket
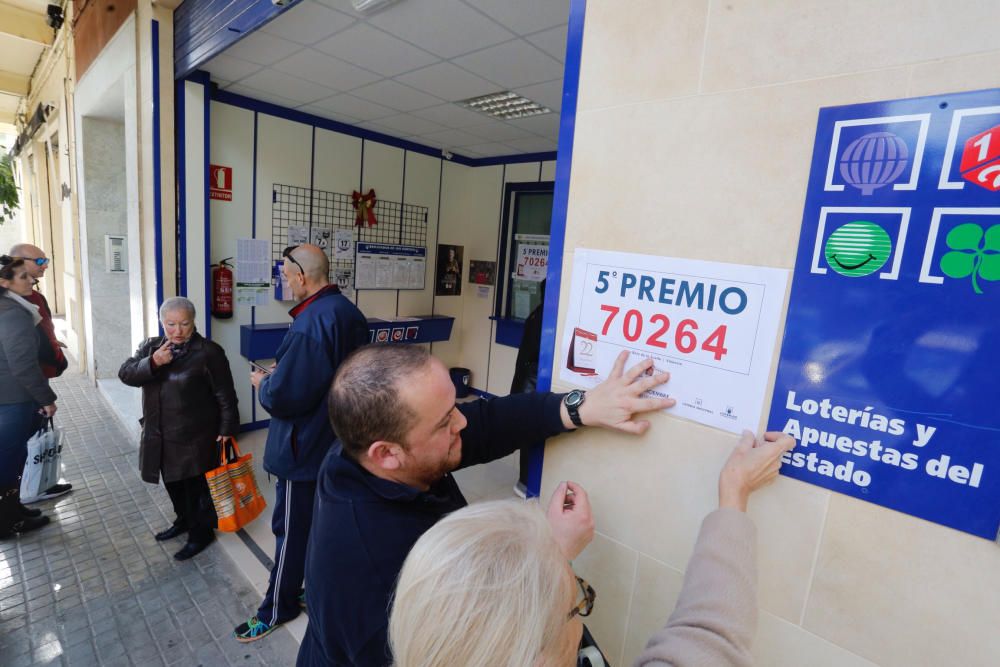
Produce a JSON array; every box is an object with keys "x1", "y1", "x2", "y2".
[
  {"x1": 235, "y1": 244, "x2": 368, "y2": 642},
  {"x1": 296, "y1": 344, "x2": 675, "y2": 666}
]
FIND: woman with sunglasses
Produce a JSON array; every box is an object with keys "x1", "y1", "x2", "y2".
[
  {"x1": 389, "y1": 430, "x2": 794, "y2": 667},
  {"x1": 0, "y1": 255, "x2": 58, "y2": 538}
]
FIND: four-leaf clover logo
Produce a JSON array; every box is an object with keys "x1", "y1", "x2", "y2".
[{"x1": 939, "y1": 223, "x2": 1000, "y2": 294}]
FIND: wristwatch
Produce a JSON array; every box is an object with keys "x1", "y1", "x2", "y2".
[{"x1": 564, "y1": 389, "x2": 586, "y2": 428}]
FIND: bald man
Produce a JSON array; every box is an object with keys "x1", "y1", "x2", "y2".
[
  {"x1": 9, "y1": 244, "x2": 66, "y2": 379},
  {"x1": 235, "y1": 244, "x2": 369, "y2": 642}
]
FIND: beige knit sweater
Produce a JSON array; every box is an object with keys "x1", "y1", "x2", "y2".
[{"x1": 633, "y1": 508, "x2": 757, "y2": 667}]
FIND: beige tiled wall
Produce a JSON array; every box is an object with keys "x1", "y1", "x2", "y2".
[{"x1": 544, "y1": 1, "x2": 1000, "y2": 665}]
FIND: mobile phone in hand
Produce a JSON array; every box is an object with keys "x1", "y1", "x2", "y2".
[{"x1": 250, "y1": 361, "x2": 272, "y2": 375}]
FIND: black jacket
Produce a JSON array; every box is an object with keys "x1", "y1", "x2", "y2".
[
  {"x1": 118, "y1": 333, "x2": 239, "y2": 484},
  {"x1": 296, "y1": 392, "x2": 568, "y2": 667}
]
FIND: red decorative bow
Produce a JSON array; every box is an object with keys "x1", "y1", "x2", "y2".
[{"x1": 352, "y1": 189, "x2": 378, "y2": 227}]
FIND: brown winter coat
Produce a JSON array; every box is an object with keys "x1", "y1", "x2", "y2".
[{"x1": 118, "y1": 333, "x2": 239, "y2": 484}]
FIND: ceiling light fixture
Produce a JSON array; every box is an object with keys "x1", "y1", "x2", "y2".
[
  {"x1": 458, "y1": 91, "x2": 552, "y2": 121},
  {"x1": 350, "y1": 0, "x2": 402, "y2": 15}
]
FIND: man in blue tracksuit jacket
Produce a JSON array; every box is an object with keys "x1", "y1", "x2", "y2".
[
  {"x1": 235, "y1": 244, "x2": 368, "y2": 643},
  {"x1": 296, "y1": 344, "x2": 675, "y2": 666}
]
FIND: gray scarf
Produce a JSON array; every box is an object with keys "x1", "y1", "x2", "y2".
[{"x1": 3, "y1": 292, "x2": 42, "y2": 326}]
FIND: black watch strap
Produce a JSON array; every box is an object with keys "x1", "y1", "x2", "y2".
[{"x1": 564, "y1": 390, "x2": 586, "y2": 428}]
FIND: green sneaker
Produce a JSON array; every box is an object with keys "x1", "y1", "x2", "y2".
[{"x1": 233, "y1": 616, "x2": 275, "y2": 643}]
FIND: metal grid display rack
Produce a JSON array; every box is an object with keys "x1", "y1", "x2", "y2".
[{"x1": 271, "y1": 183, "x2": 428, "y2": 283}]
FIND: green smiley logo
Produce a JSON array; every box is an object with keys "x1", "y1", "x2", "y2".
[{"x1": 824, "y1": 220, "x2": 892, "y2": 277}]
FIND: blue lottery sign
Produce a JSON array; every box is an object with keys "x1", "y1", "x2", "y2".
[{"x1": 768, "y1": 88, "x2": 1000, "y2": 540}]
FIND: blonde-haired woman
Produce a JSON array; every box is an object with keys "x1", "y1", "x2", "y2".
[{"x1": 389, "y1": 430, "x2": 794, "y2": 667}]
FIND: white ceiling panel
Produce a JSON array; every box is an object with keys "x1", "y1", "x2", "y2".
[
  {"x1": 314, "y1": 24, "x2": 439, "y2": 78},
  {"x1": 225, "y1": 83, "x2": 300, "y2": 109},
  {"x1": 411, "y1": 103, "x2": 495, "y2": 129},
  {"x1": 260, "y1": 1, "x2": 357, "y2": 45},
  {"x1": 298, "y1": 103, "x2": 362, "y2": 125},
  {"x1": 507, "y1": 112, "x2": 560, "y2": 137},
  {"x1": 454, "y1": 40, "x2": 564, "y2": 90},
  {"x1": 526, "y1": 24, "x2": 568, "y2": 63},
  {"x1": 206, "y1": 0, "x2": 569, "y2": 159},
  {"x1": 204, "y1": 54, "x2": 262, "y2": 83},
  {"x1": 362, "y1": 113, "x2": 447, "y2": 136},
  {"x1": 464, "y1": 0, "x2": 570, "y2": 36},
  {"x1": 367, "y1": 0, "x2": 514, "y2": 59},
  {"x1": 418, "y1": 127, "x2": 489, "y2": 148},
  {"x1": 463, "y1": 121, "x2": 533, "y2": 143},
  {"x1": 223, "y1": 31, "x2": 303, "y2": 66},
  {"x1": 239, "y1": 69, "x2": 336, "y2": 105},
  {"x1": 308, "y1": 93, "x2": 399, "y2": 120},
  {"x1": 273, "y1": 49, "x2": 381, "y2": 91},
  {"x1": 461, "y1": 141, "x2": 518, "y2": 157},
  {"x1": 514, "y1": 79, "x2": 563, "y2": 113},
  {"x1": 0, "y1": 35, "x2": 44, "y2": 73},
  {"x1": 394, "y1": 62, "x2": 498, "y2": 103},
  {"x1": 350, "y1": 79, "x2": 443, "y2": 112},
  {"x1": 503, "y1": 136, "x2": 559, "y2": 153}
]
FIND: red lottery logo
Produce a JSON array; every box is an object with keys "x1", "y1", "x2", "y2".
[{"x1": 959, "y1": 125, "x2": 1000, "y2": 191}]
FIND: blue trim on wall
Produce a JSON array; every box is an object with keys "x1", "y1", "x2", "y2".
[
  {"x1": 203, "y1": 75, "x2": 212, "y2": 340},
  {"x1": 176, "y1": 78, "x2": 187, "y2": 296},
  {"x1": 152, "y1": 20, "x2": 164, "y2": 314},
  {"x1": 527, "y1": 0, "x2": 587, "y2": 498},
  {"x1": 211, "y1": 88, "x2": 557, "y2": 168}
]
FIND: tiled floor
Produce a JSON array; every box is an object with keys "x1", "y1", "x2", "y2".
[{"x1": 0, "y1": 369, "x2": 300, "y2": 667}]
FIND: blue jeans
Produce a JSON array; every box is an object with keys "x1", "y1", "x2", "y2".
[{"x1": 0, "y1": 402, "x2": 42, "y2": 489}]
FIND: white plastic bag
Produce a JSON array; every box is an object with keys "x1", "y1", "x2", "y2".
[{"x1": 20, "y1": 418, "x2": 64, "y2": 503}]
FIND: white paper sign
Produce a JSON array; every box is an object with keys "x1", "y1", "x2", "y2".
[
  {"x1": 515, "y1": 244, "x2": 548, "y2": 281},
  {"x1": 288, "y1": 225, "x2": 309, "y2": 246},
  {"x1": 560, "y1": 248, "x2": 788, "y2": 433},
  {"x1": 236, "y1": 238, "x2": 270, "y2": 306},
  {"x1": 334, "y1": 229, "x2": 354, "y2": 260}
]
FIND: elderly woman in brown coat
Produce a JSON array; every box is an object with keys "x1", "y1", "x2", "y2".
[{"x1": 119, "y1": 297, "x2": 239, "y2": 560}]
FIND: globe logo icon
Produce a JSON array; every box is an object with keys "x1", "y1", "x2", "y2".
[{"x1": 838, "y1": 131, "x2": 909, "y2": 195}]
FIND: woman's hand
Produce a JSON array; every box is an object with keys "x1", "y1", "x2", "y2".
[
  {"x1": 718, "y1": 430, "x2": 795, "y2": 512},
  {"x1": 39, "y1": 403, "x2": 57, "y2": 417},
  {"x1": 546, "y1": 481, "x2": 595, "y2": 560},
  {"x1": 152, "y1": 340, "x2": 174, "y2": 367}
]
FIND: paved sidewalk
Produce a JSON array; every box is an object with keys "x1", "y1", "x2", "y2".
[{"x1": 0, "y1": 369, "x2": 300, "y2": 666}]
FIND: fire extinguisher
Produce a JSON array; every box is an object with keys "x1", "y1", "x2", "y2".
[{"x1": 211, "y1": 258, "x2": 234, "y2": 319}]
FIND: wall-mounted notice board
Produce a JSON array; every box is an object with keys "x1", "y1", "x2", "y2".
[
  {"x1": 768, "y1": 88, "x2": 1000, "y2": 540},
  {"x1": 355, "y1": 242, "x2": 426, "y2": 290}
]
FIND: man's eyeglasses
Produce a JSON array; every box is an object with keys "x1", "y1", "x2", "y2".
[
  {"x1": 567, "y1": 576, "x2": 596, "y2": 620},
  {"x1": 18, "y1": 257, "x2": 49, "y2": 267},
  {"x1": 282, "y1": 246, "x2": 304, "y2": 274}
]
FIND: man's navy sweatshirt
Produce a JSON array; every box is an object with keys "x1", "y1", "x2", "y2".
[{"x1": 296, "y1": 391, "x2": 568, "y2": 667}]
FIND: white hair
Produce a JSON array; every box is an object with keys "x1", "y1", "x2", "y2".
[
  {"x1": 159, "y1": 296, "x2": 196, "y2": 321},
  {"x1": 389, "y1": 500, "x2": 571, "y2": 667}
]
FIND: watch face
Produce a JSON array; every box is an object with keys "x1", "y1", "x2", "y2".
[{"x1": 566, "y1": 390, "x2": 585, "y2": 407}]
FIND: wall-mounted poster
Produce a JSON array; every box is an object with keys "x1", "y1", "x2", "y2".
[
  {"x1": 355, "y1": 243, "x2": 425, "y2": 290},
  {"x1": 436, "y1": 244, "x2": 463, "y2": 296},
  {"x1": 469, "y1": 260, "x2": 496, "y2": 285},
  {"x1": 768, "y1": 88, "x2": 1000, "y2": 540},
  {"x1": 560, "y1": 248, "x2": 788, "y2": 435}
]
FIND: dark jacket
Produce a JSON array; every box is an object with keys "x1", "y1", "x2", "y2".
[
  {"x1": 0, "y1": 296, "x2": 57, "y2": 406},
  {"x1": 296, "y1": 392, "x2": 568, "y2": 667},
  {"x1": 118, "y1": 333, "x2": 239, "y2": 484},
  {"x1": 26, "y1": 290, "x2": 67, "y2": 378},
  {"x1": 257, "y1": 285, "x2": 369, "y2": 481},
  {"x1": 510, "y1": 298, "x2": 545, "y2": 393}
]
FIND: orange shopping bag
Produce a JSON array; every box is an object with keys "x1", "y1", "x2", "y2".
[{"x1": 205, "y1": 438, "x2": 267, "y2": 532}]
